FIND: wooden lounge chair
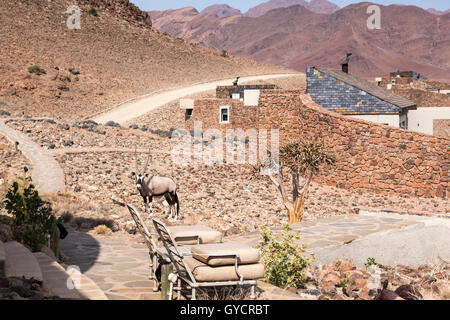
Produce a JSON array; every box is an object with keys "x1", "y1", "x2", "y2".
[
  {"x1": 152, "y1": 218, "x2": 264, "y2": 300},
  {"x1": 126, "y1": 204, "x2": 224, "y2": 292}
]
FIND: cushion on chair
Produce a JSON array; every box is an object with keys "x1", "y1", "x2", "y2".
[
  {"x1": 185, "y1": 257, "x2": 265, "y2": 282},
  {"x1": 191, "y1": 242, "x2": 260, "y2": 266},
  {"x1": 168, "y1": 225, "x2": 222, "y2": 245}
]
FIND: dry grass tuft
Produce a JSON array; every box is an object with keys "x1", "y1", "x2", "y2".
[
  {"x1": 196, "y1": 286, "x2": 253, "y2": 300},
  {"x1": 93, "y1": 225, "x2": 113, "y2": 236}
]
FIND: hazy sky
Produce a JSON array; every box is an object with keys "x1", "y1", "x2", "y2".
[{"x1": 131, "y1": 0, "x2": 449, "y2": 12}]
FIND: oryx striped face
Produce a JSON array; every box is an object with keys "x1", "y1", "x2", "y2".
[{"x1": 135, "y1": 174, "x2": 144, "y2": 190}]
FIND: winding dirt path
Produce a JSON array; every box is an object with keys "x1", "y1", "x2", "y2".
[
  {"x1": 91, "y1": 73, "x2": 302, "y2": 125},
  {"x1": 0, "y1": 119, "x2": 65, "y2": 194}
]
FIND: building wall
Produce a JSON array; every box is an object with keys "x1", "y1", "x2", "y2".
[
  {"x1": 408, "y1": 107, "x2": 450, "y2": 136},
  {"x1": 348, "y1": 114, "x2": 400, "y2": 128},
  {"x1": 189, "y1": 90, "x2": 449, "y2": 199},
  {"x1": 216, "y1": 85, "x2": 277, "y2": 99},
  {"x1": 306, "y1": 67, "x2": 401, "y2": 115}
]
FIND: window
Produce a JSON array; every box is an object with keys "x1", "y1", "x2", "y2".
[
  {"x1": 185, "y1": 108, "x2": 193, "y2": 120},
  {"x1": 219, "y1": 106, "x2": 230, "y2": 124},
  {"x1": 231, "y1": 93, "x2": 241, "y2": 99}
]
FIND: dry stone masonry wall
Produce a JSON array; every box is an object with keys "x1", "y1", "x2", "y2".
[{"x1": 189, "y1": 90, "x2": 449, "y2": 199}]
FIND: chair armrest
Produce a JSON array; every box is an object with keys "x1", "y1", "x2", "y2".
[{"x1": 174, "y1": 235, "x2": 201, "y2": 245}]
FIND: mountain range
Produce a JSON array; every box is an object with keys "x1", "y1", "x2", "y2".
[{"x1": 148, "y1": 2, "x2": 450, "y2": 81}]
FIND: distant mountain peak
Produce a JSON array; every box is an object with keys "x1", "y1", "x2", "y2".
[
  {"x1": 202, "y1": 4, "x2": 241, "y2": 18},
  {"x1": 245, "y1": 0, "x2": 339, "y2": 17},
  {"x1": 426, "y1": 8, "x2": 450, "y2": 15}
]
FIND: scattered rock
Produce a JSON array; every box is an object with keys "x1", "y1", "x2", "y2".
[
  {"x1": 57, "y1": 124, "x2": 70, "y2": 130},
  {"x1": 105, "y1": 121, "x2": 120, "y2": 128},
  {"x1": 320, "y1": 272, "x2": 341, "y2": 288},
  {"x1": 63, "y1": 140, "x2": 74, "y2": 147},
  {"x1": 68, "y1": 68, "x2": 80, "y2": 75},
  {"x1": 333, "y1": 259, "x2": 356, "y2": 272},
  {"x1": 395, "y1": 284, "x2": 423, "y2": 300}
]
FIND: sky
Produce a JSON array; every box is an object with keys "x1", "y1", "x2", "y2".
[{"x1": 131, "y1": 0, "x2": 450, "y2": 12}]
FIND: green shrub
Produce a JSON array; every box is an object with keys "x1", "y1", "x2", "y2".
[
  {"x1": 221, "y1": 50, "x2": 228, "y2": 58},
  {"x1": 364, "y1": 257, "x2": 377, "y2": 269},
  {"x1": 88, "y1": 7, "x2": 98, "y2": 16},
  {"x1": 28, "y1": 65, "x2": 46, "y2": 75},
  {"x1": 257, "y1": 224, "x2": 314, "y2": 288},
  {"x1": 3, "y1": 180, "x2": 61, "y2": 251}
]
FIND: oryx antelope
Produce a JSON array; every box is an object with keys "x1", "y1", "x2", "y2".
[{"x1": 132, "y1": 149, "x2": 181, "y2": 220}]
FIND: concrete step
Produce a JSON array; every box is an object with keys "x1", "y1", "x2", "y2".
[
  {"x1": 4, "y1": 241, "x2": 43, "y2": 282},
  {"x1": 0, "y1": 241, "x2": 5, "y2": 275},
  {"x1": 33, "y1": 252, "x2": 80, "y2": 299}
]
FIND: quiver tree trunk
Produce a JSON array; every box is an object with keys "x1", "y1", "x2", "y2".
[{"x1": 267, "y1": 162, "x2": 314, "y2": 224}]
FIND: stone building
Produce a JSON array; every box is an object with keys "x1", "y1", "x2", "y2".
[
  {"x1": 376, "y1": 71, "x2": 450, "y2": 139},
  {"x1": 306, "y1": 66, "x2": 417, "y2": 128}
]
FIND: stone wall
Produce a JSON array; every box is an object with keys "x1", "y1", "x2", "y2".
[
  {"x1": 189, "y1": 90, "x2": 449, "y2": 199},
  {"x1": 434, "y1": 119, "x2": 450, "y2": 139}
]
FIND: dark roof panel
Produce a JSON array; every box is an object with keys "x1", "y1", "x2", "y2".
[{"x1": 316, "y1": 68, "x2": 417, "y2": 109}]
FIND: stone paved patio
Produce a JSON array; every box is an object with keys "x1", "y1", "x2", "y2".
[{"x1": 60, "y1": 212, "x2": 422, "y2": 300}]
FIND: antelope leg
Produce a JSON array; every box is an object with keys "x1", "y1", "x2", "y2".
[
  {"x1": 143, "y1": 196, "x2": 147, "y2": 213},
  {"x1": 149, "y1": 197, "x2": 153, "y2": 217}
]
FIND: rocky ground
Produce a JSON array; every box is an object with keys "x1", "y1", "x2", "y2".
[
  {"x1": 3, "y1": 115, "x2": 448, "y2": 237},
  {"x1": 284, "y1": 259, "x2": 450, "y2": 300}
]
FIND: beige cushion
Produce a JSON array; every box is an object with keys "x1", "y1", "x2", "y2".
[
  {"x1": 169, "y1": 225, "x2": 222, "y2": 245},
  {"x1": 185, "y1": 257, "x2": 265, "y2": 282},
  {"x1": 191, "y1": 242, "x2": 260, "y2": 266}
]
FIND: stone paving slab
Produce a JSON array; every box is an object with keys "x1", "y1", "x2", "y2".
[{"x1": 228, "y1": 213, "x2": 419, "y2": 252}]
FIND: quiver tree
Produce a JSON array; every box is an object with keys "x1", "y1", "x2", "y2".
[{"x1": 263, "y1": 140, "x2": 336, "y2": 224}]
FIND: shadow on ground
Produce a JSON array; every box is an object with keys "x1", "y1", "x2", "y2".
[{"x1": 60, "y1": 228, "x2": 101, "y2": 273}]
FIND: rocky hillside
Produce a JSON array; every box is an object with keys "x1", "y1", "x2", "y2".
[
  {"x1": 150, "y1": 3, "x2": 450, "y2": 82},
  {"x1": 0, "y1": 0, "x2": 285, "y2": 120}
]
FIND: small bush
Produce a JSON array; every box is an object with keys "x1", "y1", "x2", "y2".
[
  {"x1": 221, "y1": 50, "x2": 228, "y2": 58},
  {"x1": 257, "y1": 224, "x2": 314, "y2": 288},
  {"x1": 3, "y1": 179, "x2": 61, "y2": 251},
  {"x1": 364, "y1": 257, "x2": 377, "y2": 270},
  {"x1": 88, "y1": 7, "x2": 98, "y2": 16},
  {"x1": 28, "y1": 65, "x2": 46, "y2": 75}
]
